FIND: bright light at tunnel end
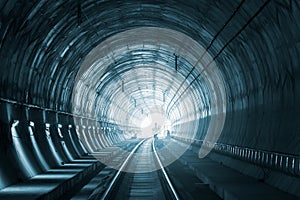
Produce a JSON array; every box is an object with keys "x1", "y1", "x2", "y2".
[
  {"x1": 71, "y1": 27, "x2": 227, "y2": 173},
  {"x1": 140, "y1": 115, "x2": 152, "y2": 128},
  {"x1": 139, "y1": 111, "x2": 171, "y2": 138}
]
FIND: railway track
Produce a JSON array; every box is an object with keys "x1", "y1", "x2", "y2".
[
  {"x1": 99, "y1": 137, "x2": 180, "y2": 200},
  {"x1": 71, "y1": 138, "x2": 222, "y2": 200}
]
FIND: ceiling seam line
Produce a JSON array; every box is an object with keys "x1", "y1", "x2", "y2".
[
  {"x1": 166, "y1": 0, "x2": 247, "y2": 112},
  {"x1": 167, "y1": 0, "x2": 271, "y2": 114}
]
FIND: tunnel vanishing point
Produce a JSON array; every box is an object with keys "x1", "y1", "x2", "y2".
[{"x1": 0, "y1": 0, "x2": 300, "y2": 199}]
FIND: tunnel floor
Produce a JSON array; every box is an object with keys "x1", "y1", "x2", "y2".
[{"x1": 0, "y1": 137, "x2": 297, "y2": 200}]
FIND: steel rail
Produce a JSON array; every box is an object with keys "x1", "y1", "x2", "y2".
[
  {"x1": 152, "y1": 139, "x2": 180, "y2": 200},
  {"x1": 100, "y1": 138, "x2": 146, "y2": 200}
]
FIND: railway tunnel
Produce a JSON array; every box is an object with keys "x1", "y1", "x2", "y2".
[{"x1": 0, "y1": 0, "x2": 300, "y2": 199}]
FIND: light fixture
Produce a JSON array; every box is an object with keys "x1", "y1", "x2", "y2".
[
  {"x1": 12, "y1": 120, "x2": 19, "y2": 128},
  {"x1": 30, "y1": 121, "x2": 35, "y2": 127},
  {"x1": 99, "y1": 72, "x2": 111, "y2": 82}
]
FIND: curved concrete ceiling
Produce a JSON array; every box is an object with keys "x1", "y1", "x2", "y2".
[
  {"x1": 72, "y1": 27, "x2": 226, "y2": 158},
  {"x1": 1, "y1": 0, "x2": 300, "y2": 157}
]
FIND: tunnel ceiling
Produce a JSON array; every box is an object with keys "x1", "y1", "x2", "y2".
[
  {"x1": 71, "y1": 26, "x2": 225, "y2": 136},
  {"x1": 1, "y1": 0, "x2": 300, "y2": 144}
]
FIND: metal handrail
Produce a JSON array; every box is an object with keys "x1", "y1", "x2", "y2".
[{"x1": 174, "y1": 136, "x2": 300, "y2": 177}]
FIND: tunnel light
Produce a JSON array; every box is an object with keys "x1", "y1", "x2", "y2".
[
  {"x1": 265, "y1": 153, "x2": 269, "y2": 164},
  {"x1": 99, "y1": 72, "x2": 111, "y2": 82},
  {"x1": 68, "y1": 125, "x2": 72, "y2": 128},
  {"x1": 275, "y1": 154, "x2": 278, "y2": 166},
  {"x1": 45, "y1": 123, "x2": 50, "y2": 128},
  {"x1": 11, "y1": 120, "x2": 36, "y2": 176},
  {"x1": 291, "y1": 158, "x2": 295, "y2": 171},
  {"x1": 279, "y1": 156, "x2": 283, "y2": 168},
  {"x1": 30, "y1": 121, "x2": 35, "y2": 127},
  {"x1": 57, "y1": 124, "x2": 64, "y2": 138},
  {"x1": 12, "y1": 120, "x2": 19, "y2": 128}
]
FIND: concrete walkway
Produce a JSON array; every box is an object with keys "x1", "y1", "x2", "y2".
[{"x1": 178, "y1": 150, "x2": 298, "y2": 200}]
